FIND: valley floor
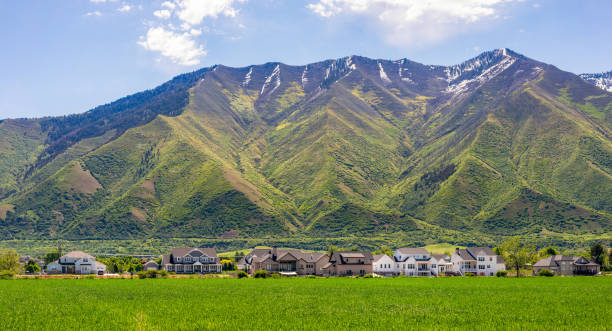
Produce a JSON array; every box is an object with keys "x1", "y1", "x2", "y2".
[{"x1": 1, "y1": 277, "x2": 610, "y2": 330}]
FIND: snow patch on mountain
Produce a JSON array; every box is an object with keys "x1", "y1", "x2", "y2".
[
  {"x1": 580, "y1": 71, "x2": 612, "y2": 92},
  {"x1": 301, "y1": 65, "x2": 309, "y2": 87},
  {"x1": 445, "y1": 53, "x2": 516, "y2": 96},
  {"x1": 398, "y1": 59, "x2": 414, "y2": 84},
  {"x1": 242, "y1": 67, "x2": 253, "y2": 87},
  {"x1": 261, "y1": 65, "x2": 281, "y2": 95},
  {"x1": 378, "y1": 62, "x2": 391, "y2": 84}
]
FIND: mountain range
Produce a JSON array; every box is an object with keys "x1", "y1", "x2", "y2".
[{"x1": 0, "y1": 48, "x2": 610, "y2": 247}]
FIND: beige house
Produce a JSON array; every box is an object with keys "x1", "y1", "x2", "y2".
[
  {"x1": 161, "y1": 248, "x2": 222, "y2": 274},
  {"x1": 321, "y1": 251, "x2": 373, "y2": 276},
  {"x1": 243, "y1": 247, "x2": 328, "y2": 276},
  {"x1": 533, "y1": 255, "x2": 600, "y2": 276}
]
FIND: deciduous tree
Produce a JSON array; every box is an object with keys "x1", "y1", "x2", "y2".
[{"x1": 500, "y1": 237, "x2": 536, "y2": 277}]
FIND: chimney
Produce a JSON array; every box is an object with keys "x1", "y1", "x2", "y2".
[{"x1": 272, "y1": 247, "x2": 278, "y2": 261}]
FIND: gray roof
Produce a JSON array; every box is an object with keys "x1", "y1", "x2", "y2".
[
  {"x1": 144, "y1": 260, "x2": 159, "y2": 267},
  {"x1": 455, "y1": 249, "x2": 476, "y2": 261},
  {"x1": 396, "y1": 247, "x2": 429, "y2": 255},
  {"x1": 466, "y1": 247, "x2": 496, "y2": 256},
  {"x1": 63, "y1": 251, "x2": 94, "y2": 259},
  {"x1": 246, "y1": 248, "x2": 327, "y2": 264},
  {"x1": 431, "y1": 254, "x2": 451, "y2": 262},
  {"x1": 373, "y1": 254, "x2": 391, "y2": 262},
  {"x1": 533, "y1": 255, "x2": 577, "y2": 268},
  {"x1": 171, "y1": 248, "x2": 217, "y2": 258},
  {"x1": 329, "y1": 251, "x2": 373, "y2": 264}
]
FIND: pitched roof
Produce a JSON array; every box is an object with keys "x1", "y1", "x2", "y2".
[
  {"x1": 466, "y1": 247, "x2": 496, "y2": 256},
  {"x1": 329, "y1": 251, "x2": 373, "y2": 264},
  {"x1": 373, "y1": 254, "x2": 392, "y2": 262},
  {"x1": 246, "y1": 248, "x2": 327, "y2": 264},
  {"x1": 161, "y1": 254, "x2": 171, "y2": 265},
  {"x1": 431, "y1": 254, "x2": 451, "y2": 262},
  {"x1": 171, "y1": 248, "x2": 217, "y2": 258},
  {"x1": 63, "y1": 251, "x2": 94, "y2": 259},
  {"x1": 95, "y1": 261, "x2": 106, "y2": 268},
  {"x1": 144, "y1": 260, "x2": 159, "y2": 267},
  {"x1": 455, "y1": 249, "x2": 476, "y2": 261},
  {"x1": 533, "y1": 255, "x2": 576, "y2": 267},
  {"x1": 396, "y1": 247, "x2": 429, "y2": 255}
]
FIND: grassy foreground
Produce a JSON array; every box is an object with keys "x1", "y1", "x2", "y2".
[{"x1": 1, "y1": 277, "x2": 611, "y2": 330}]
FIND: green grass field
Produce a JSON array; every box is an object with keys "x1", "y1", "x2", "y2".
[{"x1": 1, "y1": 277, "x2": 611, "y2": 330}]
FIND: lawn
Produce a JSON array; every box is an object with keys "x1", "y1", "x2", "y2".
[{"x1": 1, "y1": 277, "x2": 611, "y2": 330}]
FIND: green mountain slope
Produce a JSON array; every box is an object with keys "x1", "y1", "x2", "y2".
[{"x1": 0, "y1": 49, "x2": 610, "y2": 245}]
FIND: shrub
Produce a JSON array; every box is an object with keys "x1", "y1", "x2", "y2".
[
  {"x1": 538, "y1": 269, "x2": 554, "y2": 277},
  {"x1": 136, "y1": 270, "x2": 168, "y2": 279},
  {"x1": 496, "y1": 270, "x2": 508, "y2": 277},
  {"x1": 254, "y1": 270, "x2": 269, "y2": 278},
  {"x1": 464, "y1": 272, "x2": 475, "y2": 277},
  {"x1": 307, "y1": 275, "x2": 318, "y2": 279},
  {"x1": 237, "y1": 271, "x2": 249, "y2": 278},
  {"x1": 363, "y1": 274, "x2": 374, "y2": 278},
  {"x1": 0, "y1": 270, "x2": 16, "y2": 280}
]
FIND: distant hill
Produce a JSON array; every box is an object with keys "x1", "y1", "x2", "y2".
[{"x1": 1, "y1": 49, "x2": 610, "y2": 246}]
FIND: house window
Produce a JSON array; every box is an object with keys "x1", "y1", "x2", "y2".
[
  {"x1": 185, "y1": 257, "x2": 191, "y2": 262},
  {"x1": 487, "y1": 265, "x2": 491, "y2": 268},
  {"x1": 478, "y1": 257, "x2": 485, "y2": 262},
  {"x1": 407, "y1": 264, "x2": 415, "y2": 269},
  {"x1": 489, "y1": 257, "x2": 493, "y2": 261},
  {"x1": 479, "y1": 265, "x2": 485, "y2": 270},
  {"x1": 432, "y1": 264, "x2": 437, "y2": 268}
]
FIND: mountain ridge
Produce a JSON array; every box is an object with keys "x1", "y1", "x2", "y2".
[{"x1": 0, "y1": 49, "x2": 610, "y2": 247}]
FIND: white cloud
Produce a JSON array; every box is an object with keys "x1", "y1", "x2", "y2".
[
  {"x1": 176, "y1": 0, "x2": 245, "y2": 25},
  {"x1": 117, "y1": 5, "x2": 132, "y2": 12},
  {"x1": 308, "y1": 0, "x2": 522, "y2": 47},
  {"x1": 161, "y1": 1, "x2": 177, "y2": 10},
  {"x1": 139, "y1": 0, "x2": 246, "y2": 65},
  {"x1": 138, "y1": 26, "x2": 206, "y2": 66},
  {"x1": 85, "y1": 11, "x2": 102, "y2": 17},
  {"x1": 154, "y1": 9, "x2": 172, "y2": 19}
]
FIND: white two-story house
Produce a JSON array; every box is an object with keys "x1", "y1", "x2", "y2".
[
  {"x1": 393, "y1": 248, "x2": 433, "y2": 277},
  {"x1": 46, "y1": 251, "x2": 106, "y2": 275},
  {"x1": 451, "y1": 247, "x2": 505, "y2": 276},
  {"x1": 430, "y1": 254, "x2": 453, "y2": 276},
  {"x1": 373, "y1": 254, "x2": 396, "y2": 276}
]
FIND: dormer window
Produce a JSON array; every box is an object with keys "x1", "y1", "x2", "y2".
[
  {"x1": 185, "y1": 256, "x2": 191, "y2": 262},
  {"x1": 478, "y1": 256, "x2": 485, "y2": 262}
]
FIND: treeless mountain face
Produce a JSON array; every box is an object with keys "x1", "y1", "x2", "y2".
[{"x1": 0, "y1": 49, "x2": 610, "y2": 242}]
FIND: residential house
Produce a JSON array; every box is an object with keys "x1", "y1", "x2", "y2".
[
  {"x1": 46, "y1": 251, "x2": 106, "y2": 275},
  {"x1": 143, "y1": 260, "x2": 159, "y2": 271},
  {"x1": 321, "y1": 251, "x2": 373, "y2": 276},
  {"x1": 373, "y1": 254, "x2": 396, "y2": 276},
  {"x1": 161, "y1": 248, "x2": 222, "y2": 274},
  {"x1": 243, "y1": 247, "x2": 328, "y2": 276},
  {"x1": 393, "y1": 248, "x2": 433, "y2": 276},
  {"x1": 451, "y1": 247, "x2": 505, "y2": 276},
  {"x1": 533, "y1": 255, "x2": 600, "y2": 276},
  {"x1": 430, "y1": 254, "x2": 452, "y2": 276}
]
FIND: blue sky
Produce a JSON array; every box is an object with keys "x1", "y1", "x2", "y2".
[{"x1": 1, "y1": 0, "x2": 611, "y2": 119}]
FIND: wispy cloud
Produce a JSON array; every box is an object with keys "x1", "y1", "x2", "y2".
[
  {"x1": 117, "y1": 5, "x2": 132, "y2": 12},
  {"x1": 85, "y1": 11, "x2": 102, "y2": 17},
  {"x1": 138, "y1": 0, "x2": 247, "y2": 66},
  {"x1": 307, "y1": 0, "x2": 524, "y2": 47}
]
